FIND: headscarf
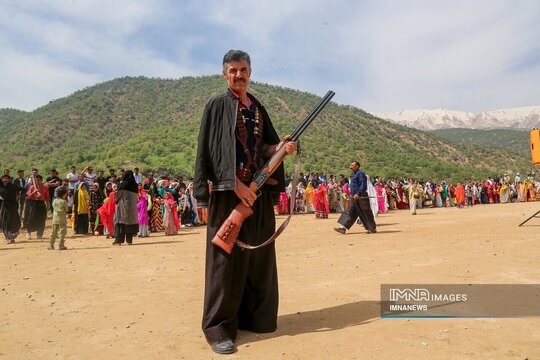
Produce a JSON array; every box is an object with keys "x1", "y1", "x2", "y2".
[{"x1": 117, "y1": 170, "x2": 138, "y2": 193}]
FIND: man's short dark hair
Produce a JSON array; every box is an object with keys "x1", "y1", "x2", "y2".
[{"x1": 222, "y1": 50, "x2": 251, "y2": 68}]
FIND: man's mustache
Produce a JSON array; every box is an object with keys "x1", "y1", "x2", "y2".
[{"x1": 234, "y1": 78, "x2": 246, "y2": 83}]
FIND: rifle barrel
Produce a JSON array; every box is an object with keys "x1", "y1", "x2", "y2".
[{"x1": 290, "y1": 90, "x2": 335, "y2": 142}]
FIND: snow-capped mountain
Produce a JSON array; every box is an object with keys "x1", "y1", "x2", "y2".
[{"x1": 374, "y1": 106, "x2": 540, "y2": 131}]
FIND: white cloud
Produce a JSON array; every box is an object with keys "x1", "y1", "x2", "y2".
[{"x1": 0, "y1": 0, "x2": 539, "y2": 112}]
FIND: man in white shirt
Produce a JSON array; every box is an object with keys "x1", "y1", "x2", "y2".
[
  {"x1": 133, "y1": 167, "x2": 142, "y2": 184},
  {"x1": 83, "y1": 166, "x2": 97, "y2": 188},
  {"x1": 66, "y1": 166, "x2": 78, "y2": 190}
]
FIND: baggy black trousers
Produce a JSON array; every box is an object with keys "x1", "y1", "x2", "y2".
[
  {"x1": 202, "y1": 188, "x2": 279, "y2": 343},
  {"x1": 337, "y1": 192, "x2": 376, "y2": 232}
]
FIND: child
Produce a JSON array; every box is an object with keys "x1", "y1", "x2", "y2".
[
  {"x1": 137, "y1": 185, "x2": 150, "y2": 237},
  {"x1": 66, "y1": 189, "x2": 74, "y2": 216},
  {"x1": 49, "y1": 187, "x2": 69, "y2": 250}
]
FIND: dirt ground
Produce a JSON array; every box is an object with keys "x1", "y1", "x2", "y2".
[{"x1": 1, "y1": 201, "x2": 540, "y2": 360}]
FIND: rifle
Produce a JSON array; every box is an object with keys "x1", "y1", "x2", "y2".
[{"x1": 212, "y1": 90, "x2": 335, "y2": 253}]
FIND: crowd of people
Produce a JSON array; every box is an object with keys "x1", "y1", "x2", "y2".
[
  {"x1": 275, "y1": 170, "x2": 540, "y2": 218},
  {"x1": 2, "y1": 166, "x2": 539, "y2": 246},
  {"x1": 0, "y1": 166, "x2": 205, "y2": 247}
]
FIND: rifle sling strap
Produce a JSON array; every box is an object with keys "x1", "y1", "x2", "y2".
[{"x1": 236, "y1": 143, "x2": 301, "y2": 251}]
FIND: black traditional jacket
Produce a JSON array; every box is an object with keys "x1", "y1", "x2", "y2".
[{"x1": 193, "y1": 89, "x2": 285, "y2": 207}]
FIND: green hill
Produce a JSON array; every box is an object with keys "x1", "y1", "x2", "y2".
[
  {"x1": 0, "y1": 76, "x2": 534, "y2": 182},
  {"x1": 432, "y1": 128, "x2": 531, "y2": 157},
  {"x1": 0, "y1": 108, "x2": 27, "y2": 123}
]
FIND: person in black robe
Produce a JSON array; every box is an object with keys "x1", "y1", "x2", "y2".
[
  {"x1": 0, "y1": 174, "x2": 22, "y2": 243},
  {"x1": 193, "y1": 50, "x2": 296, "y2": 354},
  {"x1": 113, "y1": 170, "x2": 139, "y2": 245}
]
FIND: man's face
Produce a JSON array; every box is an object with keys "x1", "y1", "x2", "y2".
[
  {"x1": 98, "y1": 171, "x2": 104, "y2": 176},
  {"x1": 88, "y1": 167, "x2": 93, "y2": 173},
  {"x1": 71, "y1": 167, "x2": 76, "y2": 173},
  {"x1": 350, "y1": 162, "x2": 359, "y2": 172},
  {"x1": 18, "y1": 171, "x2": 24, "y2": 178},
  {"x1": 223, "y1": 60, "x2": 251, "y2": 94},
  {"x1": 3, "y1": 170, "x2": 9, "y2": 176},
  {"x1": 1, "y1": 176, "x2": 9, "y2": 185}
]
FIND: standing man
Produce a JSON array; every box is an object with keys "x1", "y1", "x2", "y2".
[
  {"x1": 133, "y1": 167, "x2": 142, "y2": 184},
  {"x1": 46, "y1": 169, "x2": 61, "y2": 213},
  {"x1": 193, "y1": 50, "x2": 296, "y2": 354},
  {"x1": 3, "y1": 169, "x2": 13, "y2": 183},
  {"x1": 96, "y1": 170, "x2": 107, "y2": 192},
  {"x1": 13, "y1": 170, "x2": 26, "y2": 219},
  {"x1": 66, "y1": 166, "x2": 78, "y2": 191},
  {"x1": 107, "y1": 169, "x2": 116, "y2": 183},
  {"x1": 334, "y1": 161, "x2": 377, "y2": 234},
  {"x1": 83, "y1": 166, "x2": 97, "y2": 188}
]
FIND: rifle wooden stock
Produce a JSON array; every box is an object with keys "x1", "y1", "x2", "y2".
[
  {"x1": 211, "y1": 203, "x2": 253, "y2": 253},
  {"x1": 211, "y1": 90, "x2": 335, "y2": 253}
]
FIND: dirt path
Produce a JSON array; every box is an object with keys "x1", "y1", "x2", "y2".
[{"x1": 1, "y1": 202, "x2": 539, "y2": 359}]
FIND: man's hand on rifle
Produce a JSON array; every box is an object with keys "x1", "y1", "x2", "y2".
[
  {"x1": 235, "y1": 177, "x2": 257, "y2": 207},
  {"x1": 276, "y1": 135, "x2": 297, "y2": 156},
  {"x1": 353, "y1": 194, "x2": 360, "y2": 201}
]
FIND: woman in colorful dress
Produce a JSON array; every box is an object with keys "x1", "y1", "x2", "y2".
[
  {"x1": 455, "y1": 182, "x2": 466, "y2": 208},
  {"x1": 305, "y1": 182, "x2": 315, "y2": 213},
  {"x1": 89, "y1": 183, "x2": 104, "y2": 235},
  {"x1": 375, "y1": 181, "x2": 387, "y2": 213},
  {"x1": 24, "y1": 175, "x2": 49, "y2": 239},
  {"x1": 313, "y1": 183, "x2": 329, "y2": 219},
  {"x1": 137, "y1": 184, "x2": 150, "y2": 237},
  {"x1": 72, "y1": 182, "x2": 90, "y2": 234},
  {"x1": 163, "y1": 192, "x2": 180, "y2": 235}
]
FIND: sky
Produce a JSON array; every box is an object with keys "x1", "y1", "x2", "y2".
[{"x1": 1, "y1": 0, "x2": 539, "y2": 113}]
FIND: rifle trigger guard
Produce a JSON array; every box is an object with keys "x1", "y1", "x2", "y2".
[{"x1": 256, "y1": 190, "x2": 262, "y2": 198}]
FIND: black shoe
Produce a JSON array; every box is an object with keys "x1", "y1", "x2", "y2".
[
  {"x1": 211, "y1": 339, "x2": 235, "y2": 354},
  {"x1": 112, "y1": 241, "x2": 121, "y2": 245},
  {"x1": 58, "y1": 245, "x2": 68, "y2": 250},
  {"x1": 333, "y1": 227, "x2": 346, "y2": 234},
  {"x1": 367, "y1": 229, "x2": 377, "y2": 234}
]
